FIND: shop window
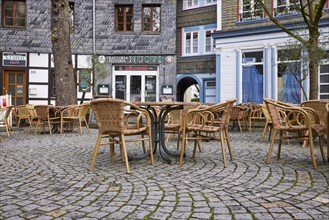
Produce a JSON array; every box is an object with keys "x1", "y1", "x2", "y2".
[
  {"x1": 274, "y1": 0, "x2": 300, "y2": 17},
  {"x1": 206, "y1": 0, "x2": 216, "y2": 5},
  {"x1": 142, "y1": 5, "x2": 160, "y2": 32},
  {"x1": 115, "y1": 5, "x2": 134, "y2": 32},
  {"x1": 2, "y1": 0, "x2": 26, "y2": 28},
  {"x1": 238, "y1": 0, "x2": 264, "y2": 22},
  {"x1": 242, "y1": 51, "x2": 264, "y2": 103},
  {"x1": 277, "y1": 49, "x2": 301, "y2": 104}
]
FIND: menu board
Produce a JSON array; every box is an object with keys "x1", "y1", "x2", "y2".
[
  {"x1": 115, "y1": 76, "x2": 126, "y2": 100},
  {"x1": 79, "y1": 70, "x2": 91, "y2": 92}
]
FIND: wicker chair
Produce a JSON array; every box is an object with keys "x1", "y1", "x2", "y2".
[
  {"x1": 90, "y1": 98, "x2": 154, "y2": 173},
  {"x1": 259, "y1": 104, "x2": 273, "y2": 143},
  {"x1": 230, "y1": 105, "x2": 249, "y2": 133},
  {"x1": 301, "y1": 100, "x2": 329, "y2": 128},
  {"x1": 60, "y1": 103, "x2": 90, "y2": 135},
  {"x1": 264, "y1": 98, "x2": 326, "y2": 169},
  {"x1": 15, "y1": 105, "x2": 31, "y2": 128},
  {"x1": 164, "y1": 103, "x2": 201, "y2": 150},
  {"x1": 179, "y1": 99, "x2": 236, "y2": 167},
  {"x1": 0, "y1": 105, "x2": 14, "y2": 138},
  {"x1": 33, "y1": 105, "x2": 60, "y2": 134},
  {"x1": 248, "y1": 103, "x2": 264, "y2": 133}
]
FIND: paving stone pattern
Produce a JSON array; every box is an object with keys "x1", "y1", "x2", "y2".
[{"x1": 0, "y1": 128, "x2": 328, "y2": 219}]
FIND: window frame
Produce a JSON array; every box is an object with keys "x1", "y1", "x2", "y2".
[
  {"x1": 238, "y1": 0, "x2": 264, "y2": 22},
  {"x1": 142, "y1": 4, "x2": 161, "y2": 33},
  {"x1": 319, "y1": 51, "x2": 329, "y2": 100},
  {"x1": 183, "y1": 31, "x2": 199, "y2": 56},
  {"x1": 273, "y1": 0, "x2": 301, "y2": 17},
  {"x1": 183, "y1": 0, "x2": 199, "y2": 10},
  {"x1": 204, "y1": 29, "x2": 215, "y2": 54},
  {"x1": 276, "y1": 48, "x2": 302, "y2": 104},
  {"x1": 115, "y1": 5, "x2": 134, "y2": 32},
  {"x1": 2, "y1": 0, "x2": 26, "y2": 28}
]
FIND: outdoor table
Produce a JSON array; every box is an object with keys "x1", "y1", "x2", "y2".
[{"x1": 134, "y1": 101, "x2": 200, "y2": 164}]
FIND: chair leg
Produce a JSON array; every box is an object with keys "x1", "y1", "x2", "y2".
[
  {"x1": 260, "y1": 122, "x2": 268, "y2": 143},
  {"x1": 90, "y1": 134, "x2": 102, "y2": 172},
  {"x1": 308, "y1": 131, "x2": 317, "y2": 169},
  {"x1": 85, "y1": 120, "x2": 90, "y2": 134},
  {"x1": 148, "y1": 129, "x2": 154, "y2": 165},
  {"x1": 192, "y1": 132, "x2": 198, "y2": 159},
  {"x1": 176, "y1": 133, "x2": 181, "y2": 150},
  {"x1": 318, "y1": 136, "x2": 326, "y2": 162},
  {"x1": 225, "y1": 129, "x2": 233, "y2": 160},
  {"x1": 237, "y1": 119, "x2": 242, "y2": 133},
  {"x1": 120, "y1": 134, "x2": 130, "y2": 174},
  {"x1": 110, "y1": 142, "x2": 115, "y2": 163},
  {"x1": 219, "y1": 130, "x2": 227, "y2": 167},
  {"x1": 180, "y1": 131, "x2": 187, "y2": 165},
  {"x1": 79, "y1": 120, "x2": 83, "y2": 135},
  {"x1": 266, "y1": 129, "x2": 277, "y2": 164},
  {"x1": 277, "y1": 130, "x2": 283, "y2": 159},
  {"x1": 141, "y1": 134, "x2": 146, "y2": 153}
]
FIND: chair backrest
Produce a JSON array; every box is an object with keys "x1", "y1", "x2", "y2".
[
  {"x1": 260, "y1": 104, "x2": 272, "y2": 123},
  {"x1": 34, "y1": 105, "x2": 50, "y2": 120},
  {"x1": 78, "y1": 104, "x2": 90, "y2": 119},
  {"x1": 91, "y1": 98, "x2": 125, "y2": 133},
  {"x1": 220, "y1": 99, "x2": 236, "y2": 130},
  {"x1": 16, "y1": 105, "x2": 30, "y2": 119},
  {"x1": 301, "y1": 100, "x2": 329, "y2": 127},
  {"x1": 264, "y1": 98, "x2": 296, "y2": 129}
]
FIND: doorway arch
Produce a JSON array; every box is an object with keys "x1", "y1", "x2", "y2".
[{"x1": 176, "y1": 76, "x2": 201, "y2": 102}]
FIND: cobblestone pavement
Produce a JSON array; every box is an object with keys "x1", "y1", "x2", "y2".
[{"x1": 0, "y1": 127, "x2": 328, "y2": 220}]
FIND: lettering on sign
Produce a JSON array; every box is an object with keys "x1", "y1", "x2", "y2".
[{"x1": 106, "y1": 56, "x2": 164, "y2": 64}]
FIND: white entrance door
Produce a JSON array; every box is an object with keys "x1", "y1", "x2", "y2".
[{"x1": 113, "y1": 69, "x2": 158, "y2": 102}]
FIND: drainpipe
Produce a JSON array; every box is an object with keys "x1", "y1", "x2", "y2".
[
  {"x1": 92, "y1": 0, "x2": 96, "y2": 98},
  {"x1": 92, "y1": 0, "x2": 96, "y2": 55}
]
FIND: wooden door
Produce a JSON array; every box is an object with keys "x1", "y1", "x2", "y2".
[{"x1": 3, "y1": 70, "x2": 26, "y2": 106}]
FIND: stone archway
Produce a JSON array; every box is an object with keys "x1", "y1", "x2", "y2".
[{"x1": 177, "y1": 77, "x2": 199, "y2": 102}]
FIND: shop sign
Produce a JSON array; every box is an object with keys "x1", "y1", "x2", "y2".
[
  {"x1": 106, "y1": 56, "x2": 164, "y2": 64},
  {"x1": 3, "y1": 52, "x2": 27, "y2": 67}
]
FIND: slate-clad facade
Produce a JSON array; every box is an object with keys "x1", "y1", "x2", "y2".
[{"x1": 0, "y1": 0, "x2": 177, "y2": 105}]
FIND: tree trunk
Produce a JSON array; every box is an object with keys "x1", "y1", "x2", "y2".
[{"x1": 51, "y1": 0, "x2": 76, "y2": 106}]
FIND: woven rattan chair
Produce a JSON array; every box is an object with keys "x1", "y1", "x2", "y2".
[
  {"x1": 60, "y1": 104, "x2": 90, "y2": 135},
  {"x1": 165, "y1": 103, "x2": 201, "y2": 150},
  {"x1": 15, "y1": 105, "x2": 31, "y2": 128},
  {"x1": 33, "y1": 105, "x2": 60, "y2": 134},
  {"x1": 301, "y1": 100, "x2": 329, "y2": 127},
  {"x1": 230, "y1": 105, "x2": 249, "y2": 133},
  {"x1": 179, "y1": 99, "x2": 236, "y2": 167},
  {"x1": 90, "y1": 98, "x2": 154, "y2": 173},
  {"x1": 259, "y1": 104, "x2": 273, "y2": 143},
  {"x1": 264, "y1": 98, "x2": 326, "y2": 169},
  {"x1": 248, "y1": 103, "x2": 264, "y2": 133},
  {"x1": 0, "y1": 105, "x2": 14, "y2": 138}
]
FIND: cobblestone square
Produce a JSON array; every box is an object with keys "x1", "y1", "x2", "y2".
[{"x1": 0, "y1": 128, "x2": 328, "y2": 219}]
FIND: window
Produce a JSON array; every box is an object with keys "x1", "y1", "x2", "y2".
[
  {"x1": 115, "y1": 5, "x2": 133, "y2": 32},
  {"x1": 184, "y1": 0, "x2": 199, "y2": 9},
  {"x1": 242, "y1": 51, "x2": 263, "y2": 103},
  {"x1": 239, "y1": 0, "x2": 264, "y2": 22},
  {"x1": 277, "y1": 49, "x2": 301, "y2": 104},
  {"x1": 274, "y1": 0, "x2": 300, "y2": 16},
  {"x1": 205, "y1": 29, "x2": 215, "y2": 53},
  {"x1": 185, "y1": 32, "x2": 199, "y2": 55},
  {"x1": 205, "y1": 0, "x2": 217, "y2": 5},
  {"x1": 142, "y1": 5, "x2": 160, "y2": 32},
  {"x1": 69, "y1": 1, "x2": 74, "y2": 31},
  {"x1": 319, "y1": 51, "x2": 329, "y2": 100},
  {"x1": 2, "y1": 0, "x2": 26, "y2": 28}
]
